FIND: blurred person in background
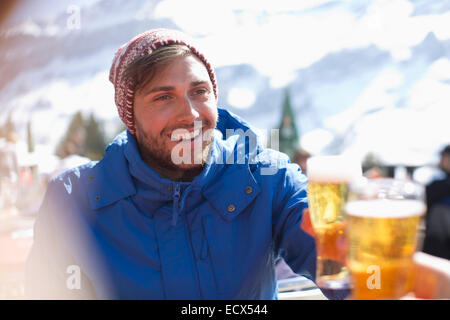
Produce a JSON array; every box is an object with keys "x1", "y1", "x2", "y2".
[
  {"x1": 0, "y1": 141, "x2": 18, "y2": 211},
  {"x1": 0, "y1": 125, "x2": 19, "y2": 213},
  {"x1": 364, "y1": 167, "x2": 384, "y2": 179},
  {"x1": 422, "y1": 145, "x2": 450, "y2": 260},
  {"x1": 293, "y1": 149, "x2": 311, "y2": 175}
]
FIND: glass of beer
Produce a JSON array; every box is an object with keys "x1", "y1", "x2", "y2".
[
  {"x1": 345, "y1": 178, "x2": 426, "y2": 299},
  {"x1": 306, "y1": 155, "x2": 362, "y2": 289}
]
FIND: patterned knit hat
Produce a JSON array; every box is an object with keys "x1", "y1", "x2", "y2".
[{"x1": 109, "y1": 28, "x2": 218, "y2": 135}]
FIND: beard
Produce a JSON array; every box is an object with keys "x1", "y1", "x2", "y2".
[{"x1": 134, "y1": 117, "x2": 216, "y2": 179}]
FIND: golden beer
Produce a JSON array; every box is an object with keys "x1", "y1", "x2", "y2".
[
  {"x1": 307, "y1": 156, "x2": 362, "y2": 289},
  {"x1": 345, "y1": 199, "x2": 425, "y2": 299},
  {"x1": 308, "y1": 182, "x2": 348, "y2": 281}
]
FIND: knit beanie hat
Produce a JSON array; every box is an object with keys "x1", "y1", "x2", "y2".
[{"x1": 109, "y1": 28, "x2": 218, "y2": 136}]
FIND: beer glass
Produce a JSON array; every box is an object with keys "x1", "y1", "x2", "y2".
[
  {"x1": 345, "y1": 178, "x2": 426, "y2": 299},
  {"x1": 306, "y1": 155, "x2": 362, "y2": 289}
]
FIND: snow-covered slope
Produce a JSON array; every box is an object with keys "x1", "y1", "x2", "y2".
[{"x1": 1, "y1": 0, "x2": 449, "y2": 166}]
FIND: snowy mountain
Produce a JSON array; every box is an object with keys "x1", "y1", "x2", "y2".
[{"x1": 1, "y1": 0, "x2": 449, "y2": 167}]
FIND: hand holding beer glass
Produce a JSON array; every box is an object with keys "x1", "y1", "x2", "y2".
[
  {"x1": 306, "y1": 156, "x2": 362, "y2": 289},
  {"x1": 345, "y1": 178, "x2": 426, "y2": 299}
]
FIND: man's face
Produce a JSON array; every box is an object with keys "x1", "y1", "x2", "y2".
[
  {"x1": 133, "y1": 54, "x2": 218, "y2": 175},
  {"x1": 439, "y1": 154, "x2": 450, "y2": 174}
]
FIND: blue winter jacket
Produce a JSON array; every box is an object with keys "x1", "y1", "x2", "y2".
[{"x1": 26, "y1": 108, "x2": 320, "y2": 300}]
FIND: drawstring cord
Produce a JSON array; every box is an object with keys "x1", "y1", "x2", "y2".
[{"x1": 172, "y1": 183, "x2": 181, "y2": 226}]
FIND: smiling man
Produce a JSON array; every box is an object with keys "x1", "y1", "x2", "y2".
[
  {"x1": 25, "y1": 29, "x2": 339, "y2": 300},
  {"x1": 128, "y1": 45, "x2": 217, "y2": 181}
]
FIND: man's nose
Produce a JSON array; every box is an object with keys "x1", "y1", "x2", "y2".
[{"x1": 177, "y1": 94, "x2": 200, "y2": 122}]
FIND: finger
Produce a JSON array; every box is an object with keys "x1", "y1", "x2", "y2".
[{"x1": 413, "y1": 252, "x2": 450, "y2": 299}]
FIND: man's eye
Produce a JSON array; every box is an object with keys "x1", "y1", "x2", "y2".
[
  {"x1": 155, "y1": 94, "x2": 171, "y2": 101},
  {"x1": 194, "y1": 88, "x2": 208, "y2": 95}
]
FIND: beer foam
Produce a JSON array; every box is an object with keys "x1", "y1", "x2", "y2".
[
  {"x1": 345, "y1": 199, "x2": 426, "y2": 218},
  {"x1": 307, "y1": 155, "x2": 362, "y2": 183}
]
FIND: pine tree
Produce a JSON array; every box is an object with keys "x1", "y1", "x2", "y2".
[
  {"x1": 278, "y1": 88, "x2": 300, "y2": 160},
  {"x1": 3, "y1": 113, "x2": 18, "y2": 143},
  {"x1": 56, "y1": 111, "x2": 108, "y2": 160},
  {"x1": 56, "y1": 111, "x2": 85, "y2": 158},
  {"x1": 84, "y1": 113, "x2": 107, "y2": 161}
]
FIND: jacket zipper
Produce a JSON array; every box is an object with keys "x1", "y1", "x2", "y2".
[
  {"x1": 171, "y1": 183, "x2": 181, "y2": 226},
  {"x1": 172, "y1": 184, "x2": 203, "y2": 297}
]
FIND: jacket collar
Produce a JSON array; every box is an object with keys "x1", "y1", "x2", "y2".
[{"x1": 124, "y1": 130, "x2": 176, "y2": 194}]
